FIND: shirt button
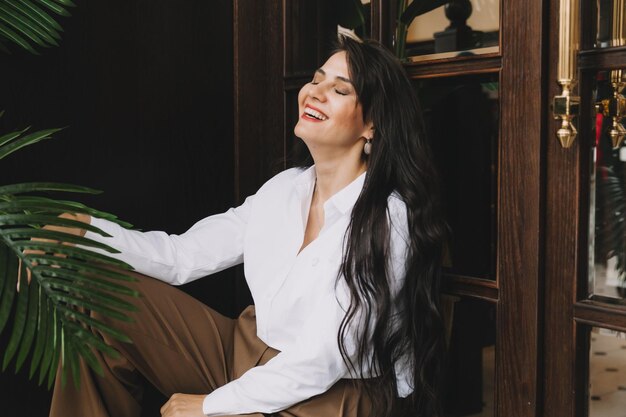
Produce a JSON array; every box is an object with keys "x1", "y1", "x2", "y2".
[{"x1": 312, "y1": 257, "x2": 319, "y2": 266}]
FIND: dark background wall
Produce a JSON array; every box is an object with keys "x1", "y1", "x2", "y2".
[{"x1": 0, "y1": 1, "x2": 236, "y2": 415}]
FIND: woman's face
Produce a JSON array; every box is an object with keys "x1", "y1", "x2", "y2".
[{"x1": 294, "y1": 51, "x2": 373, "y2": 156}]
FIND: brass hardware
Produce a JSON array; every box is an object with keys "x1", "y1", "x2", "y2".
[
  {"x1": 553, "y1": 0, "x2": 580, "y2": 148},
  {"x1": 595, "y1": 70, "x2": 626, "y2": 149},
  {"x1": 554, "y1": 82, "x2": 580, "y2": 148},
  {"x1": 611, "y1": 0, "x2": 626, "y2": 47}
]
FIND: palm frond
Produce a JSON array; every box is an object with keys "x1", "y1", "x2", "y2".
[
  {"x1": 0, "y1": 123, "x2": 140, "y2": 389},
  {"x1": 0, "y1": 0, "x2": 75, "y2": 54},
  {"x1": 0, "y1": 125, "x2": 62, "y2": 160}
]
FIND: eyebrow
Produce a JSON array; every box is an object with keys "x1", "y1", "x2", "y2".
[{"x1": 315, "y1": 68, "x2": 353, "y2": 85}]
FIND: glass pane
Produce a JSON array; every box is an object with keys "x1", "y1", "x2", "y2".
[
  {"x1": 589, "y1": 327, "x2": 626, "y2": 416},
  {"x1": 337, "y1": 0, "x2": 371, "y2": 41},
  {"x1": 405, "y1": 0, "x2": 499, "y2": 59},
  {"x1": 589, "y1": 70, "x2": 626, "y2": 302},
  {"x1": 595, "y1": 0, "x2": 626, "y2": 48},
  {"x1": 416, "y1": 74, "x2": 498, "y2": 279},
  {"x1": 443, "y1": 297, "x2": 496, "y2": 417}
]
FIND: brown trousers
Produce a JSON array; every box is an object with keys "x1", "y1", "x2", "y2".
[{"x1": 49, "y1": 271, "x2": 371, "y2": 417}]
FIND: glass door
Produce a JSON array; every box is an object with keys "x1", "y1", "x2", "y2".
[
  {"x1": 375, "y1": 0, "x2": 543, "y2": 416},
  {"x1": 282, "y1": 1, "x2": 548, "y2": 415},
  {"x1": 545, "y1": 1, "x2": 626, "y2": 417}
]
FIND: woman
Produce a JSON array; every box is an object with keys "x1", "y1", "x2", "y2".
[{"x1": 45, "y1": 36, "x2": 447, "y2": 417}]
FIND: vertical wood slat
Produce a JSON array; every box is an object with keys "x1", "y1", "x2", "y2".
[
  {"x1": 371, "y1": 0, "x2": 395, "y2": 48},
  {"x1": 544, "y1": 0, "x2": 584, "y2": 415},
  {"x1": 233, "y1": 0, "x2": 284, "y2": 202},
  {"x1": 497, "y1": 0, "x2": 544, "y2": 415}
]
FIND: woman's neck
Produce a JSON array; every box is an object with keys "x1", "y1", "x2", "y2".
[{"x1": 312, "y1": 158, "x2": 367, "y2": 204}]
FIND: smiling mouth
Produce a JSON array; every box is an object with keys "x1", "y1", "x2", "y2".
[{"x1": 302, "y1": 106, "x2": 328, "y2": 121}]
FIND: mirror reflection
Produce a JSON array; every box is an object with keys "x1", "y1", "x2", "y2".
[
  {"x1": 589, "y1": 328, "x2": 626, "y2": 416},
  {"x1": 405, "y1": 0, "x2": 499, "y2": 58},
  {"x1": 595, "y1": 0, "x2": 626, "y2": 48},
  {"x1": 590, "y1": 70, "x2": 626, "y2": 302}
]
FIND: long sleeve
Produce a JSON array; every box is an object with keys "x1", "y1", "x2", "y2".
[
  {"x1": 202, "y1": 287, "x2": 353, "y2": 416},
  {"x1": 83, "y1": 195, "x2": 254, "y2": 285}
]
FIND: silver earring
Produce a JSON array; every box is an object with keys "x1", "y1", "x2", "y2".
[{"x1": 363, "y1": 138, "x2": 372, "y2": 155}]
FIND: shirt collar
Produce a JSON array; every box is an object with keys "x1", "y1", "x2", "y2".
[
  {"x1": 293, "y1": 165, "x2": 367, "y2": 216},
  {"x1": 294, "y1": 165, "x2": 317, "y2": 197}
]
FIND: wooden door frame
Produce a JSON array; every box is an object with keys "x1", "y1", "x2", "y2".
[
  {"x1": 544, "y1": 0, "x2": 581, "y2": 413},
  {"x1": 497, "y1": 1, "x2": 545, "y2": 416},
  {"x1": 377, "y1": 1, "x2": 547, "y2": 414},
  {"x1": 544, "y1": 0, "x2": 626, "y2": 416},
  {"x1": 234, "y1": 1, "x2": 548, "y2": 416}
]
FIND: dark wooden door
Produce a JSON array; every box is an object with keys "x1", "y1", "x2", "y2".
[
  {"x1": 388, "y1": 1, "x2": 543, "y2": 416},
  {"x1": 234, "y1": 1, "x2": 545, "y2": 416},
  {"x1": 544, "y1": 1, "x2": 626, "y2": 416}
]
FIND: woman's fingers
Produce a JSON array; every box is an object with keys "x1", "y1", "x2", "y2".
[{"x1": 160, "y1": 393, "x2": 206, "y2": 417}]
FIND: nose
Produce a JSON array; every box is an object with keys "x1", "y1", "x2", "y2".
[{"x1": 307, "y1": 82, "x2": 327, "y2": 102}]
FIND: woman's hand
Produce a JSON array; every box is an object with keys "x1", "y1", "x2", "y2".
[
  {"x1": 160, "y1": 393, "x2": 206, "y2": 417},
  {"x1": 17, "y1": 212, "x2": 91, "y2": 291}
]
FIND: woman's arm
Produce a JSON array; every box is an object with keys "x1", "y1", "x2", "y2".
[
  {"x1": 201, "y1": 288, "x2": 351, "y2": 416},
  {"x1": 83, "y1": 195, "x2": 255, "y2": 285}
]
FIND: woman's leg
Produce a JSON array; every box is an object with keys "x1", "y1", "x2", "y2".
[
  {"x1": 250, "y1": 344, "x2": 372, "y2": 417},
  {"x1": 276, "y1": 380, "x2": 372, "y2": 417},
  {"x1": 49, "y1": 271, "x2": 269, "y2": 417}
]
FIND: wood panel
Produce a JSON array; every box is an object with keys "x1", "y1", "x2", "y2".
[
  {"x1": 579, "y1": 46, "x2": 626, "y2": 71},
  {"x1": 283, "y1": 0, "x2": 336, "y2": 76},
  {"x1": 233, "y1": 0, "x2": 284, "y2": 201},
  {"x1": 574, "y1": 301, "x2": 626, "y2": 332},
  {"x1": 371, "y1": 0, "x2": 395, "y2": 48},
  {"x1": 443, "y1": 275, "x2": 499, "y2": 302},
  {"x1": 496, "y1": 0, "x2": 544, "y2": 415},
  {"x1": 543, "y1": 0, "x2": 583, "y2": 414},
  {"x1": 405, "y1": 54, "x2": 501, "y2": 79}
]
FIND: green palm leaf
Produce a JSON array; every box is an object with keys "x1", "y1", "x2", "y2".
[
  {"x1": 0, "y1": 0, "x2": 73, "y2": 53},
  {"x1": 5, "y1": 0, "x2": 62, "y2": 40},
  {"x1": 0, "y1": 122, "x2": 140, "y2": 389}
]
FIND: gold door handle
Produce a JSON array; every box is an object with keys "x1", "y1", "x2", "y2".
[
  {"x1": 595, "y1": 70, "x2": 626, "y2": 149},
  {"x1": 594, "y1": 2, "x2": 626, "y2": 149},
  {"x1": 553, "y1": 0, "x2": 580, "y2": 148}
]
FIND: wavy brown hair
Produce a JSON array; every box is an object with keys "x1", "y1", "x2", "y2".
[{"x1": 294, "y1": 36, "x2": 449, "y2": 417}]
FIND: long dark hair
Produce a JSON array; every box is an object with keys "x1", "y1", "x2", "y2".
[{"x1": 317, "y1": 37, "x2": 448, "y2": 417}]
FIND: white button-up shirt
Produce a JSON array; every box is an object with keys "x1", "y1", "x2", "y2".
[{"x1": 85, "y1": 166, "x2": 412, "y2": 416}]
